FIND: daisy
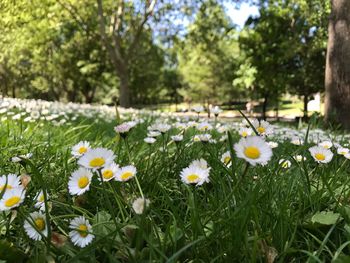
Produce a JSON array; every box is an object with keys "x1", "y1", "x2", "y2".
[
  {"x1": 239, "y1": 127, "x2": 253, "y2": 138},
  {"x1": 34, "y1": 190, "x2": 48, "y2": 211},
  {"x1": 291, "y1": 137, "x2": 304, "y2": 146},
  {"x1": 318, "y1": 141, "x2": 333, "y2": 149},
  {"x1": 132, "y1": 197, "x2": 150, "y2": 215},
  {"x1": 189, "y1": 158, "x2": 210, "y2": 171},
  {"x1": 114, "y1": 122, "x2": 135, "y2": 137},
  {"x1": 279, "y1": 159, "x2": 291, "y2": 169},
  {"x1": 293, "y1": 155, "x2": 306, "y2": 162},
  {"x1": 309, "y1": 146, "x2": 333, "y2": 163},
  {"x1": 68, "y1": 168, "x2": 93, "y2": 196},
  {"x1": 234, "y1": 136, "x2": 273, "y2": 166},
  {"x1": 180, "y1": 165, "x2": 210, "y2": 186},
  {"x1": 267, "y1": 141, "x2": 279, "y2": 148},
  {"x1": 78, "y1": 148, "x2": 115, "y2": 169},
  {"x1": 171, "y1": 135, "x2": 183, "y2": 142},
  {"x1": 147, "y1": 131, "x2": 161, "y2": 137},
  {"x1": 211, "y1": 106, "x2": 222, "y2": 117},
  {"x1": 99, "y1": 162, "x2": 119, "y2": 181},
  {"x1": 115, "y1": 165, "x2": 137, "y2": 182},
  {"x1": 337, "y1": 147, "x2": 349, "y2": 156},
  {"x1": 192, "y1": 105, "x2": 204, "y2": 113},
  {"x1": 144, "y1": 137, "x2": 156, "y2": 144},
  {"x1": 0, "y1": 174, "x2": 21, "y2": 191},
  {"x1": 197, "y1": 122, "x2": 213, "y2": 132},
  {"x1": 0, "y1": 187, "x2": 26, "y2": 211},
  {"x1": 71, "y1": 141, "x2": 90, "y2": 158},
  {"x1": 24, "y1": 211, "x2": 48, "y2": 241},
  {"x1": 251, "y1": 119, "x2": 273, "y2": 136},
  {"x1": 221, "y1": 151, "x2": 232, "y2": 167},
  {"x1": 69, "y1": 216, "x2": 94, "y2": 248}
]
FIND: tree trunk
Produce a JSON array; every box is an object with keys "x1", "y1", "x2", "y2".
[
  {"x1": 303, "y1": 94, "x2": 308, "y2": 121},
  {"x1": 325, "y1": 0, "x2": 350, "y2": 129},
  {"x1": 262, "y1": 93, "x2": 268, "y2": 120},
  {"x1": 119, "y1": 73, "x2": 131, "y2": 108}
]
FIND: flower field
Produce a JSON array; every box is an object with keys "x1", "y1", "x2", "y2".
[{"x1": 2, "y1": 97, "x2": 350, "y2": 262}]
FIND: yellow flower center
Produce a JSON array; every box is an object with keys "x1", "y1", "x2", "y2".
[
  {"x1": 78, "y1": 147, "x2": 87, "y2": 154},
  {"x1": 224, "y1": 156, "x2": 231, "y2": 164},
  {"x1": 5, "y1": 196, "x2": 21, "y2": 207},
  {"x1": 102, "y1": 170, "x2": 114, "y2": 180},
  {"x1": 121, "y1": 172, "x2": 133, "y2": 181},
  {"x1": 38, "y1": 194, "x2": 44, "y2": 202},
  {"x1": 282, "y1": 162, "x2": 289, "y2": 168},
  {"x1": 187, "y1": 174, "x2": 199, "y2": 183},
  {"x1": 78, "y1": 224, "x2": 88, "y2": 237},
  {"x1": 0, "y1": 184, "x2": 12, "y2": 191},
  {"x1": 257, "y1": 126, "x2": 265, "y2": 134},
  {"x1": 315, "y1": 153, "x2": 325, "y2": 161},
  {"x1": 244, "y1": 146, "x2": 261, "y2": 159},
  {"x1": 242, "y1": 131, "x2": 248, "y2": 137},
  {"x1": 78, "y1": 176, "x2": 89, "y2": 189},
  {"x1": 34, "y1": 218, "x2": 45, "y2": 231},
  {"x1": 340, "y1": 151, "x2": 347, "y2": 155},
  {"x1": 89, "y1": 157, "x2": 105, "y2": 167}
]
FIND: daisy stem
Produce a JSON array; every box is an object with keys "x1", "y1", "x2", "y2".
[
  {"x1": 134, "y1": 175, "x2": 144, "y2": 199},
  {"x1": 124, "y1": 138, "x2": 132, "y2": 163},
  {"x1": 242, "y1": 163, "x2": 250, "y2": 178},
  {"x1": 97, "y1": 170, "x2": 118, "y2": 227},
  {"x1": 109, "y1": 183, "x2": 126, "y2": 222}
]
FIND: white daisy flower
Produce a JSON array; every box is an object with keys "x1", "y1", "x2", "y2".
[
  {"x1": 293, "y1": 155, "x2": 306, "y2": 162},
  {"x1": 279, "y1": 159, "x2": 291, "y2": 169},
  {"x1": 68, "y1": 168, "x2": 93, "y2": 196},
  {"x1": 115, "y1": 165, "x2": 137, "y2": 182},
  {"x1": 144, "y1": 137, "x2": 156, "y2": 144},
  {"x1": 211, "y1": 106, "x2": 222, "y2": 116},
  {"x1": 197, "y1": 122, "x2": 213, "y2": 132},
  {"x1": 0, "y1": 187, "x2": 26, "y2": 211},
  {"x1": 78, "y1": 148, "x2": 115, "y2": 169},
  {"x1": 99, "y1": 162, "x2": 119, "y2": 181},
  {"x1": 69, "y1": 216, "x2": 94, "y2": 248},
  {"x1": 34, "y1": 190, "x2": 48, "y2": 211},
  {"x1": 171, "y1": 135, "x2": 183, "y2": 142},
  {"x1": 267, "y1": 141, "x2": 279, "y2": 148},
  {"x1": 291, "y1": 137, "x2": 304, "y2": 145},
  {"x1": 318, "y1": 141, "x2": 333, "y2": 149},
  {"x1": 221, "y1": 151, "x2": 232, "y2": 167},
  {"x1": 192, "y1": 105, "x2": 204, "y2": 113},
  {"x1": 239, "y1": 127, "x2": 253, "y2": 138},
  {"x1": 147, "y1": 131, "x2": 161, "y2": 137},
  {"x1": 114, "y1": 122, "x2": 134, "y2": 135},
  {"x1": 0, "y1": 174, "x2": 21, "y2": 191},
  {"x1": 234, "y1": 136, "x2": 273, "y2": 166},
  {"x1": 189, "y1": 158, "x2": 210, "y2": 171},
  {"x1": 337, "y1": 147, "x2": 349, "y2": 156},
  {"x1": 251, "y1": 119, "x2": 273, "y2": 136},
  {"x1": 24, "y1": 211, "x2": 48, "y2": 241},
  {"x1": 71, "y1": 141, "x2": 90, "y2": 158},
  {"x1": 309, "y1": 146, "x2": 333, "y2": 163},
  {"x1": 180, "y1": 165, "x2": 210, "y2": 186},
  {"x1": 132, "y1": 197, "x2": 150, "y2": 215}
]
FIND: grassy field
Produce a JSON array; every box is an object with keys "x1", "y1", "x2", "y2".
[{"x1": 1, "y1": 98, "x2": 350, "y2": 262}]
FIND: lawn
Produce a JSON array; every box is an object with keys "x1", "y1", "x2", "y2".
[{"x1": 1, "y1": 98, "x2": 350, "y2": 262}]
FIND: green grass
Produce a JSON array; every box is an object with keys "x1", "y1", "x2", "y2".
[{"x1": 1, "y1": 106, "x2": 350, "y2": 262}]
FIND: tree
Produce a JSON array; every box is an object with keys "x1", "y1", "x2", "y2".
[
  {"x1": 324, "y1": 0, "x2": 350, "y2": 129},
  {"x1": 178, "y1": 0, "x2": 237, "y2": 106}
]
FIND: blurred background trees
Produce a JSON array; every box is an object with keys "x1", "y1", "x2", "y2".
[{"x1": 2, "y1": 0, "x2": 345, "y2": 124}]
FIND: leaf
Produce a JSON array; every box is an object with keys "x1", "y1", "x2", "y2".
[
  {"x1": 0, "y1": 240, "x2": 27, "y2": 263},
  {"x1": 311, "y1": 211, "x2": 341, "y2": 225},
  {"x1": 92, "y1": 211, "x2": 116, "y2": 236}
]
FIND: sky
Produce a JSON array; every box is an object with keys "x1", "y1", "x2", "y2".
[{"x1": 224, "y1": 2, "x2": 260, "y2": 29}]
